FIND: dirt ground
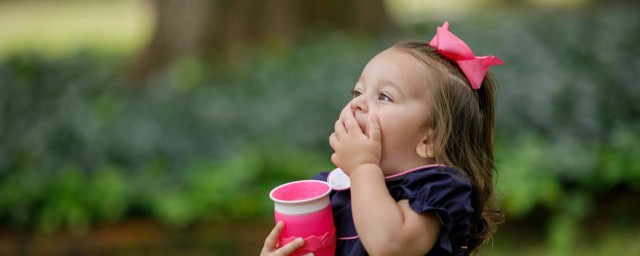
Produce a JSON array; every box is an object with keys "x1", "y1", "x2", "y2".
[{"x1": 0, "y1": 219, "x2": 271, "y2": 255}]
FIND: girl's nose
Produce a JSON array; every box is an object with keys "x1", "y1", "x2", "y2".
[{"x1": 350, "y1": 96, "x2": 368, "y2": 113}]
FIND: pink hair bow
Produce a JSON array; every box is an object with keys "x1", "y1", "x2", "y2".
[{"x1": 429, "y1": 22, "x2": 503, "y2": 90}]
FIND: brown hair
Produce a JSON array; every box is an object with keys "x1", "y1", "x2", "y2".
[{"x1": 393, "y1": 41, "x2": 504, "y2": 254}]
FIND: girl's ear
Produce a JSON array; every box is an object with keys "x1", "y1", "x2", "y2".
[{"x1": 416, "y1": 129, "x2": 435, "y2": 159}]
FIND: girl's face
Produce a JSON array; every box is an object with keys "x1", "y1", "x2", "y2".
[{"x1": 342, "y1": 48, "x2": 433, "y2": 174}]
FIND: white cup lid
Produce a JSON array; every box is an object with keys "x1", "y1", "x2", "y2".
[
  {"x1": 328, "y1": 168, "x2": 351, "y2": 190},
  {"x1": 270, "y1": 180, "x2": 332, "y2": 215}
]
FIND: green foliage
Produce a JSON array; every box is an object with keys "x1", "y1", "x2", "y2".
[
  {"x1": 0, "y1": 35, "x2": 368, "y2": 232},
  {"x1": 547, "y1": 192, "x2": 591, "y2": 256},
  {"x1": 142, "y1": 143, "x2": 332, "y2": 227},
  {"x1": 495, "y1": 136, "x2": 563, "y2": 218},
  {"x1": 0, "y1": 164, "x2": 131, "y2": 234}
]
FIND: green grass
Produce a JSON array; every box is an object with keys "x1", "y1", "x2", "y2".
[
  {"x1": 0, "y1": 0, "x2": 153, "y2": 58},
  {"x1": 490, "y1": 224, "x2": 640, "y2": 256}
]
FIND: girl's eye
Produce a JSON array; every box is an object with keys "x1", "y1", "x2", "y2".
[
  {"x1": 351, "y1": 90, "x2": 362, "y2": 98},
  {"x1": 378, "y1": 93, "x2": 392, "y2": 102}
]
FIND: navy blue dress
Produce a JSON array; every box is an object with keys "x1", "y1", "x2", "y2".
[{"x1": 312, "y1": 165, "x2": 474, "y2": 256}]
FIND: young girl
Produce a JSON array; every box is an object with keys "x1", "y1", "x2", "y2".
[{"x1": 261, "y1": 22, "x2": 503, "y2": 256}]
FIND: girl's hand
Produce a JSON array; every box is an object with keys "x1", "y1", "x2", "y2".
[
  {"x1": 329, "y1": 107, "x2": 381, "y2": 175},
  {"x1": 260, "y1": 221, "x2": 313, "y2": 256}
]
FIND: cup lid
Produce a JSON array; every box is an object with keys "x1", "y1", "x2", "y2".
[
  {"x1": 327, "y1": 168, "x2": 351, "y2": 190},
  {"x1": 270, "y1": 180, "x2": 331, "y2": 214},
  {"x1": 270, "y1": 180, "x2": 331, "y2": 203}
]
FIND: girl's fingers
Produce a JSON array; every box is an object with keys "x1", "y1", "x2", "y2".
[
  {"x1": 368, "y1": 115, "x2": 381, "y2": 142},
  {"x1": 334, "y1": 118, "x2": 346, "y2": 135},
  {"x1": 331, "y1": 153, "x2": 339, "y2": 167},
  {"x1": 329, "y1": 133, "x2": 338, "y2": 149},
  {"x1": 342, "y1": 110, "x2": 361, "y2": 134},
  {"x1": 263, "y1": 221, "x2": 284, "y2": 249},
  {"x1": 274, "y1": 237, "x2": 305, "y2": 256},
  {"x1": 339, "y1": 105, "x2": 351, "y2": 120},
  {"x1": 336, "y1": 105, "x2": 353, "y2": 134}
]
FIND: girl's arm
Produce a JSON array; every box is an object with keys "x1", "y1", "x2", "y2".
[
  {"x1": 350, "y1": 164, "x2": 441, "y2": 256},
  {"x1": 330, "y1": 108, "x2": 441, "y2": 255}
]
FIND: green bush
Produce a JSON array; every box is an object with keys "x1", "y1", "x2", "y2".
[{"x1": 0, "y1": 35, "x2": 372, "y2": 232}]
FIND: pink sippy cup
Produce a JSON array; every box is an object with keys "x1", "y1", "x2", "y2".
[{"x1": 269, "y1": 180, "x2": 336, "y2": 256}]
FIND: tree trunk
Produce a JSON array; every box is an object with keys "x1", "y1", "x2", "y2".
[{"x1": 128, "y1": 0, "x2": 393, "y2": 80}]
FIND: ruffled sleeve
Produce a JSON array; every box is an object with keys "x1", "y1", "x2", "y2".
[{"x1": 387, "y1": 166, "x2": 474, "y2": 255}]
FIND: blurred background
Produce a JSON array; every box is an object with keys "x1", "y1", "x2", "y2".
[{"x1": 0, "y1": 0, "x2": 638, "y2": 255}]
